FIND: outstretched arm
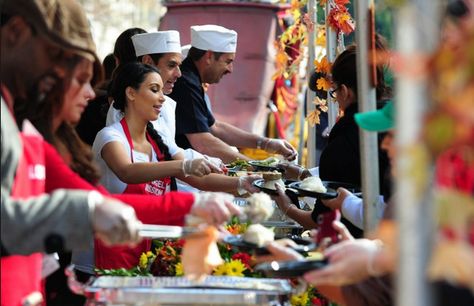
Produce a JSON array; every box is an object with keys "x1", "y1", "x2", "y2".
[
  {"x1": 211, "y1": 120, "x2": 297, "y2": 161},
  {"x1": 186, "y1": 131, "x2": 249, "y2": 163}
]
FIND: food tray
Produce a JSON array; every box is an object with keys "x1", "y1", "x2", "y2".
[{"x1": 84, "y1": 276, "x2": 292, "y2": 305}]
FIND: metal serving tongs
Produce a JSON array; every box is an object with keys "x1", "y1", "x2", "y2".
[{"x1": 138, "y1": 224, "x2": 205, "y2": 239}]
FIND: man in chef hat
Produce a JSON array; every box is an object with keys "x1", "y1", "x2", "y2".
[{"x1": 169, "y1": 25, "x2": 297, "y2": 163}]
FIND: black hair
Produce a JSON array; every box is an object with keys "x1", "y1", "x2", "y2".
[
  {"x1": 137, "y1": 53, "x2": 165, "y2": 65},
  {"x1": 187, "y1": 47, "x2": 223, "y2": 62},
  {"x1": 113, "y1": 28, "x2": 146, "y2": 65},
  {"x1": 446, "y1": 0, "x2": 469, "y2": 19},
  {"x1": 110, "y1": 62, "x2": 177, "y2": 190},
  {"x1": 0, "y1": 13, "x2": 12, "y2": 26},
  {"x1": 331, "y1": 44, "x2": 391, "y2": 101},
  {"x1": 102, "y1": 53, "x2": 117, "y2": 80}
]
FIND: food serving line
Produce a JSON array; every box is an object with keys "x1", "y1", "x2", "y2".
[{"x1": 67, "y1": 159, "x2": 340, "y2": 305}]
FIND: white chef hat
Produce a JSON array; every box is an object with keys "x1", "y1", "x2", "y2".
[
  {"x1": 132, "y1": 31, "x2": 181, "y2": 57},
  {"x1": 190, "y1": 25, "x2": 237, "y2": 53},
  {"x1": 181, "y1": 44, "x2": 191, "y2": 58}
]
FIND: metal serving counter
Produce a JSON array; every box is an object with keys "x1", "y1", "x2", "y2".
[{"x1": 80, "y1": 276, "x2": 292, "y2": 306}]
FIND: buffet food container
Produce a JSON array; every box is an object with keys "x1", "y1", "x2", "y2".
[{"x1": 68, "y1": 269, "x2": 292, "y2": 306}]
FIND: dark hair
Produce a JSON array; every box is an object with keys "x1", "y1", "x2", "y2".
[
  {"x1": 113, "y1": 28, "x2": 146, "y2": 65},
  {"x1": 102, "y1": 53, "x2": 117, "y2": 80},
  {"x1": 0, "y1": 13, "x2": 12, "y2": 26},
  {"x1": 110, "y1": 62, "x2": 160, "y2": 111},
  {"x1": 187, "y1": 47, "x2": 223, "y2": 62},
  {"x1": 137, "y1": 53, "x2": 165, "y2": 66},
  {"x1": 446, "y1": 0, "x2": 469, "y2": 19},
  {"x1": 110, "y1": 62, "x2": 177, "y2": 189},
  {"x1": 15, "y1": 55, "x2": 101, "y2": 184},
  {"x1": 331, "y1": 44, "x2": 391, "y2": 101}
]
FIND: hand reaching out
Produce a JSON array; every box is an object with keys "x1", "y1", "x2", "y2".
[
  {"x1": 183, "y1": 158, "x2": 223, "y2": 177},
  {"x1": 91, "y1": 193, "x2": 142, "y2": 247},
  {"x1": 321, "y1": 187, "x2": 351, "y2": 210},
  {"x1": 303, "y1": 238, "x2": 384, "y2": 286},
  {"x1": 265, "y1": 139, "x2": 297, "y2": 161},
  {"x1": 189, "y1": 192, "x2": 240, "y2": 226},
  {"x1": 238, "y1": 175, "x2": 262, "y2": 194},
  {"x1": 255, "y1": 240, "x2": 304, "y2": 264}
]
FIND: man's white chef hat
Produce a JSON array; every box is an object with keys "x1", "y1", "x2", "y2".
[
  {"x1": 132, "y1": 30, "x2": 181, "y2": 57},
  {"x1": 190, "y1": 25, "x2": 237, "y2": 53},
  {"x1": 181, "y1": 44, "x2": 191, "y2": 58}
]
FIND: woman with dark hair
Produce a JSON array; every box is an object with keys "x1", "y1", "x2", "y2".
[
  {"x1": 92, "y1": 62, "x2": 259, "y2": 268},
  {"x1": 275, "y1": 45, "x2": 391, "y2": 236}
]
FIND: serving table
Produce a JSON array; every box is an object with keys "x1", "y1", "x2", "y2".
[{"x1": 74, "y1": 275, "x2": 292, "y2": 306}]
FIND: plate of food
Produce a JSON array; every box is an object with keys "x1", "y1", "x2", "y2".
[
  {"x1": 323, "y1": 181, "x2": 362, "y2": 197},
  {"x1": 255, "y1": 258, "x2": 329, "y2": 278},
  {"x1": 287, "y1": 177, "x2": 338, "y2": 199},
  {"x1": 225, "y1": 159, "x2": 253, "y2": 174},
  {"x1": 223, "y1": 234, "x2": 316, "y2": 256},
  {"x1": 252, "y1": 172, "x2": 285, "y2": 195},
  {"x1": 248, "y1": 157, "x2": 283, "y2": 172}
]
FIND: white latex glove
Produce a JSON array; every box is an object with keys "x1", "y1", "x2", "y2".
[
  {"x1": 182, "y1": 158, "x2": 223, "y2": 177},
  {"x1": 303, "y1": 238, "x2": 385, "y2": 286},
  {"x1": 266, "y1": 139, "x2": 297, "y2": 161},
  {"x1": 203, "y1": 155, "x2": 225, "y2": 169},
  {"x1": 89, "y1": 192, "x2": 141, "y2": 246},
  {"x1": 237, "y1": 175, "x2": 262, "y2": 194},
  {"x1": 188, "y1": 192, "x2": 240, "y2": 226}
]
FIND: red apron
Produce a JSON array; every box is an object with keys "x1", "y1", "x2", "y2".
[
  {"x1": 1, "y1": 130, "x2": 46, "y2": 306},
  {"x1": 95, "y1": 119, "x2": 172, "y2": 269}
]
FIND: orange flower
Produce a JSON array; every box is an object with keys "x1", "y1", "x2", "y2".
[
  {"x1": 316, "y1": 77, "x2": 331, "y2": 91},
  {"x1": 318, "y1": 0, "x2": 327, "y2": 6},
  {"x1": 314, "y1": 57, "x2": 331, "y2": 74}
]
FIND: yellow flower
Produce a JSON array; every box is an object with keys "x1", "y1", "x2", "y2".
[
  {"x1": 174, "y1": 262, "x2": 184, "y2": 276},
  {"x1": 213, "y1": 260, "x2": 246, "y2": 277},
  {"x1": 146, "y1": 251, "x2": 153, "y2": 257},
  {"x1": 139, "y1": 253, "x2": 148, "y2": 269},
  {"x1": 225, "y1": 260, "x2": 247, "y2": 277},
  {"x1": 213, "y1": 263, "x2": 229, "y2": 276},
  {"x1": 291, "y1": 290, "x2": 309, "y2": 306}
]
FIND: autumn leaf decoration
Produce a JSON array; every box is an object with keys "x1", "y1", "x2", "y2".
[
  {"x1": 314, "y1": 56, "x2": 332, "y2": 91},
  {"x1": 272, "y1": 0, "x2": 308, "y2": 80},
  {"x1": 306, "y1": 97, "x2": 328, "y2": 126},
  {"x1": 306, "y1": 56, "x2": 332, "y2": 126},
  {"x1": 326, "y1": 0, "x2": 355, "y2": 34}
]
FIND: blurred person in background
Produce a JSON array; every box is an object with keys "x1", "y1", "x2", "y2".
[{"x1": 0, "y1": 1, "x2": 142, "y2": 305}]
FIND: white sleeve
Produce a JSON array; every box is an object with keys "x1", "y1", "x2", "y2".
[
  {"x1": 341, "y1": 195, "x2": 386, "y2": 230},
  {"x1": 92, "y1": 124, "x2": 129, "y2": 194},
  {"x1": 92, "y1": 124, "x2": 129, "y2": 158},
  {"x1": 105, "y1": 101, "x2": 124, "y2": 126}
]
